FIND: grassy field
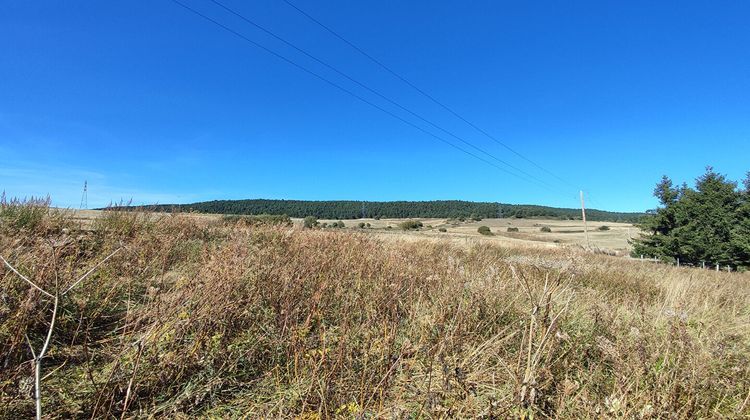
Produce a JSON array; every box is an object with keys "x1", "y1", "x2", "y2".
[
  {"x1": 1, "y1": 205, "x2": 749, "y2": 418},
  {"x1": 69, "y1": 210, "x2": 636, "y2": 253},
  {"x1": 322, "y1": 217, "x2": 635, "y2": 253}
]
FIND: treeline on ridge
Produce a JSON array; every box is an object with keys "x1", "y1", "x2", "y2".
[{"x1": 133, "y1": 199, "x2": 643, "y2": 223}]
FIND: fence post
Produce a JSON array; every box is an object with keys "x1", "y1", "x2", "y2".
[{"x1": 716, "y1": 263, "x2": 719, "y2": 272}]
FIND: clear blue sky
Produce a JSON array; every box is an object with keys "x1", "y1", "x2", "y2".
[{"x1": 2, "y1": 1, "x2": 748, "y2": 212}]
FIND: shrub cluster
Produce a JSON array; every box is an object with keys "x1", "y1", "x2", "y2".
[
  {"x1": 398, "y1": 220, "x2": 423, "y2": 230},
  {"x1": 221, "y1": 214, "x2": 292, "y2": 227},
  {"x1": 303, "y1": 216, "x2": 318, "y2": 229}
]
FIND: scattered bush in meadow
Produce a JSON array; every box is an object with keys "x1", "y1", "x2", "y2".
[
  {"x1": 358, "y1": 222, "x2": 366, "y2": 228},
  {"x1": 540, "y1": 226, "x2": 552, "y2": 232},
  {"x1": 221, "y1": 213, "x2": 292, "y2": 227},
  {"x1": 507, "y1": 227, "x2": 519, "y2": 232},
  {"x1": 477, "y1": 225, "x2": 492, "y2": 235},
  {"x1": 598, "y1": 225, "x2": 611, "y2": 231},
  {"x1": 438, "y1": 227, "x2": 447, "y2": 232},
  {"x1": 303, "y1": 216, "x2": 318, "y2": 228},
  {"x1": 398, "y1": 220, "x2": 423, "y2": 230}
]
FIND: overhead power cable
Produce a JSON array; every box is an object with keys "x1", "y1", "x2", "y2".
[
  {"x1": 169, "y1": 0, "x2": 555, "y2": 190},
  {"x1": 283, "y1": 0, "x2": 575, "y2": 189},
  {"x1": 206, "y1": 0, "x2": 554, "y2": 189}
]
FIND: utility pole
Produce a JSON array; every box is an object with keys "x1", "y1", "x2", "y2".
[
  {"x1": 361, "y1": 201, "x2": 366, "y2": 219},
  {"x1": 80, "y1": 181, "x2": 88, "y2": 210},
  {"x1": 580, "y1": 190, "x2": 590, "y2": 248}
]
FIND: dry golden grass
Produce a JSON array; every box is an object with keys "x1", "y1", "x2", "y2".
[
  {"x1": 64, "y1": 210, "x2": 636, "y2": 252},
  {"x1": 1, "y1": 203, "x2": 748, "y2": 418}
]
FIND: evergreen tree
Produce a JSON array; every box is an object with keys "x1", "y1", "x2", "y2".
[
  {"x1": 632, "y1": 176, "x2": 682, "y2": 261},
  {"x1": 731, "y1": 172, "x2": 750, "y2": 264},
  {"x1": 633, "y1": 167, "x2": 749, "y2": 268}
]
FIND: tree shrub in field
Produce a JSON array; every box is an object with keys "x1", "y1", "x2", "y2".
[
  {"x1": 438, "y1": 227, "x2": 447, "y2": 232},
  {"x1": 507, "y1": 227, "x2": 519, "y2": 232},
  {"x1": 597, "y1": 225, "x2": 610, "y2": 231},
  {"x1": 478, "y1": 226, "x2": 492, "y2": 235},
  {"x1": 358, "y1": 222, "x2": 366, "y2": 228},
  {"x1": 222, "y1": 214, "x2": 292, "y2": 227},
  {"x1": 303, "y1": 216, "x2": 318, "y2": 229},
  {"x1": 540, "y1": 226, "x2": 552, "y2": 233},
  {"x1": 399, "y1": 220, "x2": 423, "y2": 230}
]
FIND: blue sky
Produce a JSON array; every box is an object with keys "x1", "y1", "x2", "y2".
[{"x1": 1, "y1": 1, "x2": 748, "y2": 212}]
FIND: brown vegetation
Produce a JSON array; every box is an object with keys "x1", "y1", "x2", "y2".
[{"x1": 1, "y1": 201, "x2": 749, "y2": 418}]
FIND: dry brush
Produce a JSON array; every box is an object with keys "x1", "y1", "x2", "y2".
[{"x1": 0, "y1": 202, "x2": 749, "y2": 418}]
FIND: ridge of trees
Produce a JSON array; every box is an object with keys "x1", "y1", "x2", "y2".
[{"x1": 128, "y1": 199, "x2": 643, "y2": 223}]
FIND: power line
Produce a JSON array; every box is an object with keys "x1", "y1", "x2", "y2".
[
  {"x1": 168, "y1": 0, "x2": 557, "y2": 191},
  {"x1": 283, "y1": 0, "x2": 575, "y2": 189},
  {"x1": 206, "y1": 0, "x2": 554, "y2": 189}
]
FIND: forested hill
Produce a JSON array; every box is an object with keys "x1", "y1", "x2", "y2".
[{"x1": 136, "y1": 199, "x2": 643, "y2": 222}]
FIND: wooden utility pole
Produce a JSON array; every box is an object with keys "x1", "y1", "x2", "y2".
[{"x1": 580, "y1": 190, "x2": 590, "y2": 248}]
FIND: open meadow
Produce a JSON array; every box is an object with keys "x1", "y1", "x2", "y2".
[
  {"x1": 71, "y1": 210, "x2": 636, "y2": 253},
  {"x1": 1, "y1": 206, "x2": 749, "y2": 418}
]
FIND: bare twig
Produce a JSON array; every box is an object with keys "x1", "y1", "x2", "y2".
[
  {"x1": 120, "y1": 341, "x2": 144, "y2": 419},
  {"x1": 3, "y1": 246, "x2": 123, "y2": 420},
  {"x1": 41, "y1": 360, "x2": 68, "y2": 381},
  {"x1": 63, "y1": 247, "x2": 124, "y2": 295},
  {"x1": 25, "y1": 334, "x2": 37, "y2": 359},
  {"x1": 34, "y1": 294, "x2": 58, "y2": 420},
  {"x1": 0, "y1": 255, "x2": 53, "y2": 298}
]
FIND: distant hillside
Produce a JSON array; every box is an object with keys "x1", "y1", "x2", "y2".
[{"x1": 133, "y1": 199, "x2": 644, "y2": 223}]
